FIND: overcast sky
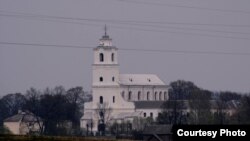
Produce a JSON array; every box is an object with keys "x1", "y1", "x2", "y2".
[{"x1": 0, "y1": 0, "x2": 250, "y2": 96}]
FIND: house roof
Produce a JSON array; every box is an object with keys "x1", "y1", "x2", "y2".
[
  {"x1": 210, "y1": 100, "x2": 239, "y2": 109},
  {"x1": 4, "y1": 111, "x2": 41, "y2": 122},
  {"x1": 143, "y1": 125, "x2": 173, "y2": 135},
  {"x1": 134, "y1": 101, "x2": 165, "y2": 109},
  {"x1": 119, "y1": 74, "x2": 166, "y2": 86}
]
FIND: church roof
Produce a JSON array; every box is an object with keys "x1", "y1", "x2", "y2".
[
  {"x1": 134, "y1": 100, "x2": 239, "y2": 110},
  {"x1": 119, "y1": 74, "x2": 166, "y2": 86},
  {"x1": 134, "y1": 101, "x2": 165, "y2": 109}
]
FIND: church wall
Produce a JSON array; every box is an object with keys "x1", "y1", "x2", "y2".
[
  {"x1": 92, "y1": 65, "x2": 119, "y2": 87},
  {"x1": 135, "y1": 108, "x2": 161, "y2": 120},
  {"x1": 93, "y1": 48, "x2": 118, "y2": 65},
  {"x1": 120, "y1": 86, "x2": 168, "y2": 101},
  {"x1": 92, "y1": 87, "x2": 135, "y2": 110}
]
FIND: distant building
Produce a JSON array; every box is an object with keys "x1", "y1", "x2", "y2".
[
  {"x1": 80, "y1": 28, "x2": 169, "y2": 132},
  {"x1": 3, "y1": 110, "x2": 43, "y2": 135}
]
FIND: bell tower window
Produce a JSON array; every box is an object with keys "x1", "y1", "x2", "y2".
[
  {"x1": 100, "y1": 77, "x2": 103, "y2": 82},
  {"x1": 99, "y1": 53, "x2": 104, "y2": 62},
  {"x1": 111, "y1": 53, "x2": 114, "y2": 62},
  {"x1": 100, "y1": 96, "x2": 103, "y2": 104}
]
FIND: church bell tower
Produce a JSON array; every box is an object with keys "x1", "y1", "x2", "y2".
[{"x1": 92, "y1": 26, "x2": 119, "y2": 107}]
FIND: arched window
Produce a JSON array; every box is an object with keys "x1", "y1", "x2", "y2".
[
  {"x1": 111, "y1": 53, "x2": 115, "y2": 62},
  {"x1": 100, "y1": 96, "x2": 103, "y2": 104},
  {"x1": 150, "y1": 112, "x2": 153, "y2": 118},
  {"x1": 147, "y1": 92, "x2": 150, "y2": 100},
  {"x1": 112, "y1": 77, "x2": 115, "y2": 82},
  {"x1": 99, "y1": 53, "x2": 104, "y2": 62},
  {"x1": 121, "y1": 91, "x2": 125, "y2": 98},
  {"x1": 159, "y1": 92, "x2": 162, "y2": 100},
  {"x1": 138, "y1": 91, "x2": 141, "y2": 101},
  {"x1": 113, "y1": 96, "x2": 115, "y2": 103},
  {"x1": 99, "y1": 77, "x2": 103, "y2": 82},
  {"x1": 128, "y1": 91, "x2": 132, "y2": 101},
  {"x1": 144, "y1": 113, "x2": 147, "y2": 117},
  {"x1": 155, "y1": 92, "x2": 158, "y2": 100},
  {"x1": 164, "y1": 91, "x2": 167, "y2": 100}
]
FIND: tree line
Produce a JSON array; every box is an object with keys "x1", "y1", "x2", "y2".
[
  {"x1": 1, "y1": 81, "x2": 250, "y2": 136},
  {"x1": 157, "y1": 80, "x2": 250, "y2": 125},
  {"x1": 0, "y1": 86, "x2": 89, "y2": 135}
]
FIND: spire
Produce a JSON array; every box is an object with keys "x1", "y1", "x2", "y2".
[
  {"x1": 104, "y1": 24, "x2": 107, "y2": 36},
  {"x1": 102, "y1": 25, "x2": 109, "y2": 39},
  {"x1": 99, "y1": 25, "x2": 112, "y2": 46}
]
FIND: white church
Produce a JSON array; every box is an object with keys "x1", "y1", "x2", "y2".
[{"x1": 80, "y1": 28, "x2": 169, "y2": 131}]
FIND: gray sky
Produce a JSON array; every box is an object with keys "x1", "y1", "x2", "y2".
[{"x1": 1, "y1": 0, "x2": 250, "y2": 96}]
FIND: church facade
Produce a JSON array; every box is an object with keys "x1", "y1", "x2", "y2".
[{"x1": 80, "y1": 30, "x2": 169, "y2": 131}]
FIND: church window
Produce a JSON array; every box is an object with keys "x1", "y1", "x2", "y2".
[
  {"x1": 111, "y1": 53, "x2": 115, "y2": 62},
  {"x1": 155, "y1": 92, "x2": 158, "y2": 100},
  {"x1": 150, "y1": 112, "x2": 153, "y2": 118},
  {"x1": 159, "y1": 92, "x2": 162, "y2": 100},
  {"x1": 138, "y1": 91, "x2": 141, "y2": 100},
  {"x1": 121, "y1": 91, "x2": 125, "y2": 98},
  {"x1": 112, "y1": 77, "x2": 115, "y2": 82},
  {"x1": 144, "y1": 113, "x2": 147, "y2": 117},
  {"x1": 99, "y1": 53, "x2": 104, "y2": 62},
  {"x1": 113, "y1": 96, "x2": 115, "y2": 103},
  {"x1": 128, "y1": 91, "x2": 132, "y2": 101},
  {"x1": 100, "y1": 96, "x2": 103, "y2": 104},
  {"x1": 100, "y1": 77, "x2": 103, "y2": 82},
  {"x1": 164, "y1": 91, "x2": 167, "y2": 100},
  {"x1": 147, "y1": 92, "x2": 150, "y2": 100}
]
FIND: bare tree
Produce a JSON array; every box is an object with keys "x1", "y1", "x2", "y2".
[
  {"x1": 21, "y1": 111, "x2": 43, "y2": 135},
  {"x1": 23, "y1": 88, "x2": 44, "y2": 135},
  {"x1": 66, "y1": 87, "x2": 85, "y2": 131},
  {"x1": 95, "y1": 102, "x2": 112, "y2": 135},
  {"x1": 188, "y1": 89, "x2": 212, "y2": 124}
]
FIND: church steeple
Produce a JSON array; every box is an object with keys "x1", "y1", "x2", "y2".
[
  {"x1": 99, "y1": 25, "x2": 112, "y2": 46},
  {"x1": 93, "y1": 26, "x2": 119, "y2": 87}
]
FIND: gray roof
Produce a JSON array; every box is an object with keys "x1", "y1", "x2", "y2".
[
  {"x1": 143, "y1": 125, "x2": 172, "y2": 135},
  {"x1": 210, "y1": 100, "x2": 239, "y2": 109},
  {"x1": 134, "y1": 100, "x2": 239, "y2": 110},
  {"x1": 4, "y1": 111, "x2": 42, "y2": 122},
  {"x1": 134, "y1": 101, "x2": 165, "y2": 109},
  {"x1": 119, "y1": 74, "x2": 167, "y2": 86}
]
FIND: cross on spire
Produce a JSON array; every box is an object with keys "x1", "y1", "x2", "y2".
[{"x1": 104, "y1": 25, "x2": 107, "y2": 36}]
